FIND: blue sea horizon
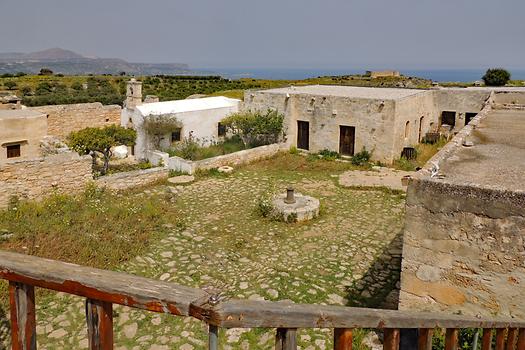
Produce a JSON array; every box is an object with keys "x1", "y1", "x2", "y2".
[{"x1": 201, "y1": 67, "x2": 525, "y2": 83}]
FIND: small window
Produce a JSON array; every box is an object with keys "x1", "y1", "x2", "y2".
[
  {"x1": 171, "y1": 128, "x2": 182, "y2": 142},
  {"x1": 404, "y1": 121, "x2": 410, "y2": 138},
  {"x1": 105, "y1": 117, "x2": 110, "y2": 122},
  {"x1": 218, "y1": 122, "x2": 226, "y2": 137},
  {"x1": 7, "y1": 144, "x2": 21, "y2": 158}
]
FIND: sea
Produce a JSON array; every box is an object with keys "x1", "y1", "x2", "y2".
[{"x1": 200, "y1": 68, "x2": 525, "y2": 83}]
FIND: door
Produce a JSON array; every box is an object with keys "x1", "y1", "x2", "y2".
[
  {"x1": 339, "y1": 126, "x2": 355, "y2": 156},
  {"x1": 297, "y1": 121, "x2": 309, "y2": 150}
]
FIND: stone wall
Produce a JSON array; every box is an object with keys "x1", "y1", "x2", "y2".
[
  {"x1": 31, "y1": 102, "x2": 121, "y2": 139},
  {"x1": 95, "y1": 167, "x2": 168, "y2": 191},
  {"x1": 399, "y1": 179, "x2": 525, "y2": 318},
  {"x1": 165, "y1": 143, "x2": 286, "y2": 174},
  {"x1": 0, "y1": 152, "x2": 92, "y2": 208}
]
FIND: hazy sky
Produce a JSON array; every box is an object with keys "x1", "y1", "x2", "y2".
[{"x1": 1, "y1": 0, "x2": 524, "y2": 69}]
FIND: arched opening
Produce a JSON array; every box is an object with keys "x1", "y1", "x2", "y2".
[{"x1": 404, "y1": 121, "x2": 410, "y2": 139}]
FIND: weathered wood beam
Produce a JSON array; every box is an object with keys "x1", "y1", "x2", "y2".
[
  {"x1": 417, "y1": 328, "x2": 433, "y2": 350},
  {"x1": 275, "y1": 328, "x2": 297, "y2": 350},
  {"x1": 482, "y1": 329, "x2": 493, "y2": 350},
  {"x1": 195, "y1": 299, "x2": 525, "y2": 329},
  {"x1": 86, "y1": 299, "x2": 113, "y2": 350},
  {"x1": 334, "y1": 328, "x2": 352, "y2": 350},
  {"x1": 0, "y1": 250, "x2": 207, "y2": 316},
  {"x1": 9, "y1": 282, "x2": 36, "y2": 350},
  {"x1": 517, "y1": 329, "x2": 525, "y2": 350},
  {"x1": 445, "y1": 328, "x2": 458, "y2": 350},
  {"x1": 507, "y1": 328, "x2": 518, "y2": 350},
  {"x1": 495, "y1": 328, "x2": 506, "y2": 350},
  {"x1": 383, "y1": 329, "x2": 400, "y2": 350}
]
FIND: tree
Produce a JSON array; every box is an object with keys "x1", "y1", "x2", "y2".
[
  {"x1": 482, "y1": 68, "x2": 511, "y2": 86},
  {"x1": 221, "y1": 109, "x2": 284, "y2": 147},
  {"x1": 39, "y1": 68, "x2": 54, "y2": 76},
  {"x1": 4, "y1": 81, "x2": 17, "y2": 90},
  {"x1": 20, "y1": 85, "x2": 32, "y2": 96},
  {"x1": 68, "y1": 125, "x2": 136, "y2": 175}
]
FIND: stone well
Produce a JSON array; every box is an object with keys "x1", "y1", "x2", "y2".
[{"x1": 272, "y1": 188, "x2": 320, "y2": 223}]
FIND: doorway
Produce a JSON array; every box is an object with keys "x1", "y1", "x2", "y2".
[
  {"x1": 465, "y1": 113, "x2": 477, "y2": 125},
  {"x1": 441, "y1": 111, "x2": 456, "y2": 127},
  {"x1": 297, "y1": 121, "x2": 309, "y2": 150},
  {"x1": 339, "y1": 126, "x2": 355, "y2": 156}
]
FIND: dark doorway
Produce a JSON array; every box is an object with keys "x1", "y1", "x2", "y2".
[
  {"x1": 339, "y1": 126, "x2": 355, "y2": 156},
  {"x1": 441, "y1": 111, "x2": 456, "y2": 127},
  {"x1": 297, "y1": 121, "x2": 310, "y2": 150},
  {"x1": 465, "y1": 112, "x2": 477, "y2": 125}
]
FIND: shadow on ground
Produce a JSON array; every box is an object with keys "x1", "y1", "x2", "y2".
[{"x1": 345, "y1": 229, "x2": 404, "y2": 309}]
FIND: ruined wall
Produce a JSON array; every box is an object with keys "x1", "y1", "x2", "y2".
[
  {"x1": 399, "y1": 179, "x2": 525, "y2": 318},
  {"x1": 0, "y1": 152, "x2": 92, "y2": 208},
  {"x1": 95, "y1": 167, "x2": 168, "y2": 191},
  {"x1": 493, "y1": 91, "x2": 525, "y2": 106},
  {"x1": 31, "y1": 102, "x2": 121, "y2": 139}
]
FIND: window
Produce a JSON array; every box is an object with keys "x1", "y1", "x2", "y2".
[
  {"x1": 218, "y1": 122, "x2": 226, "y2": 137},
  {"x1": 6, "y1": 144, "x2": 21, "y2": 158},
  {"x1": 404, "y1": 121, "x2": 410, "y2": 139},
  {"x1": 171, "y1": 128, "x2": 182, "y2": 142}
]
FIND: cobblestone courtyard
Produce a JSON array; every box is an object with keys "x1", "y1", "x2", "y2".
[{"x1": 1, "y1": 155, "x2": 405, "y2": 349}]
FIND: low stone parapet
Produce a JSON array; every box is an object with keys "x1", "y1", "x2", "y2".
[{"x1": 95, "y1": 167, "x2": 169, "y2": 191}]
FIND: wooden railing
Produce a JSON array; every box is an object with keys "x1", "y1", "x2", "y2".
[{"x1": 1, "y1": 250, "x2": 525, "y2": 350}]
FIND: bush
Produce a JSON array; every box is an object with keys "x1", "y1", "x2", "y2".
[
  {"x1": 351, "y1": 148, "x2": 371, "y2": 166},
  {"x1": 318, "y1": 149, "x2": 340, "y2": 160},
  {"x1": 3, "y1": 81, "x2": 17, "y2": 90},
  {"x1": 482, "y1": 68, "x2": 511, "y2": 86},
  {"x1": 221, "y1": 109, "x2": 284, "y2": 147}
]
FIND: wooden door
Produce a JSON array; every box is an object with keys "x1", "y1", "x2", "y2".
[
  {"x1": 297, "y1": 121, "x2": 309, "y2": 150},
  {"x1": 339, "y1": 126, "x2": 355, "y2": 156}
]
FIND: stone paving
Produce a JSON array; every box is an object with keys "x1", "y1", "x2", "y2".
[{"x1": 0, "y1": 164, "x2": 405, "y2": 349}]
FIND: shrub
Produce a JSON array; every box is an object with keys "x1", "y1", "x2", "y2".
[
  {"x1": 482, "y1": 68, "x2": 511, "y2": 86},
  {"x1": 351, "y1": 148, "x2": 371, "y2": 166},
  {"x1": 289, "y1": 146, "x2": 299, "y2": 155},
  {"x1": 318, "y1": 149, "x2": 340, "y2": 160},
  {"x1": 143, "y1": 114, "x2": 182, "y2": 149},
  {"x1": 39, "y1": 68, "x2": 53, "y2": 76},
  {"x1": 221, "y1": 109, "x2": 284, "y2": 147},
  {"x1": 256, "y1": 196, "x2": 274, "y2": 218},
  {"x1": 3, "y1": 81, "x2": 17, "y2": 90}
]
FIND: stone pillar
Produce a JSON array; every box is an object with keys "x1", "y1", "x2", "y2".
[{"x1": 125, "y1": 79, "x2": 143, "y2": 109}]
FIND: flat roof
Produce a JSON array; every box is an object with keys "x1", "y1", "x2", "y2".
[
  {"x1": 136, "y1": 96, "x2": 240, "y2": 116},
  {"x1": 437, "y1": 108, "x2": 525, "y2": 192},
  {"x1": 0, "y1": 109, "x2": 46, "y2": 120},
  {"x1": 261, "y1": 85, "x2": 427, "y2": 100}
]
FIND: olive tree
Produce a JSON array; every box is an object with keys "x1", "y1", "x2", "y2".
[
  {"x1": 68, "y1": 125, "x2": 136, "y2": 175},
  {"x1": 220, "y1": 109, "x2": 284, "y2": 147}
]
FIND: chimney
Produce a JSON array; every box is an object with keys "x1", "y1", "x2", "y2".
[{"x1": 125, "y1": 78, "x2": 143, "y2": 108}]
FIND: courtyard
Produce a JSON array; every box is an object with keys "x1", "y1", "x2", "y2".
[{"x1": 0, "y1": 153, "x2": 405, "y2": 349}]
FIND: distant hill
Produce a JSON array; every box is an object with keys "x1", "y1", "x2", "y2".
[{"x1": 0, "y1": 48, "x2": 199, "y2": 76}]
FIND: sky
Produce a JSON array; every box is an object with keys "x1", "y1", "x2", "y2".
[{"x1": 1, "y1": 0, "x2": 524, "y2": 70}]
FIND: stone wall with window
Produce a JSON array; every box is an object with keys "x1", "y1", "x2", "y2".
[{"x1": 0, "y1": 109, "x2": 48, "y2": 161}]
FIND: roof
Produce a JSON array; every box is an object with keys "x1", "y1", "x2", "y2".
[
  {"x1": 260, "y1": 85, "x2": 427, "y2": 100},
  {"x1": 136, "y1": 96, "x2": 240, "y2": 116},
  {"x1": 0, "y1": 109, "x2": 46, "y2": 120},
  {"x1": 438, "y1": 108, "x2": 525, "y2": 192}
]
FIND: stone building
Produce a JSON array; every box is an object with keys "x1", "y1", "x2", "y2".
[
  {"x1": 244, "y1": 85, "x2": 493, "y2": 164},
  {"x1": 399, "y1": 90, "x2": 525, "y2": 318},
  {"x1": 121, "y1": 79, "x2": 241, "y2": 160},
  {"x1": 0, "y1": 109, "x2": 47, "y2": 161}
]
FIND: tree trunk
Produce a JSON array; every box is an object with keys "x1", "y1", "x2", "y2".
[
  {"x1": 90, "y1": 151, "x2": 97, "y2": 171},
  {"x1": 102, "y1": 149, "x2": 112, "y2": 175}
]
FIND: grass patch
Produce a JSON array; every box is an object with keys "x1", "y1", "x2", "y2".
[
  {"x1": 96, "y1": 160, "x2": 153, "y2": 176},
  {"x1": 0, "y1": 183, "x2": 179, "y2": 306},
  {"x1": 167, "y1": 136, "x2": 248, "y2": 161},
  {"x1": 393, "y1": 137, "x2": 448, "y2": 171}
]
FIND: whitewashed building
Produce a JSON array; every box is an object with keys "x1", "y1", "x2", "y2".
[{"x1": 121, "y1": 79, "x2": 240, "y2": 160}]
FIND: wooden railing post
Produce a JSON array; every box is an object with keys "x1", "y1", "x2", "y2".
[
  {"x1": 482, "y1": 329, "x2": 493, "y2": 350},
  {"x1": 445, "y1": 328, "x2": 459, "y2": 350},
  {"x1": 384, "y1": 328, "x2": 400, "y2": 350},
  {"x1": 86, "y1": 299, "x2": 113, "y2": 350},
  {"x1": 275, "y1": 328, "x2": 297, "y2": 350},
  {"x1": 517, "y1": 329, "x2": 525, "y2": 350},
  {"x1": 495, "y1": 328, "x2": 506, "y2": 350},
  {"x1": 208, "y1": 324, "x2": 218, "y2": 350},
  {"x1": 418, "y1": 328, "x2": 433, "y2": 350},
  {"x1": 334, "y1": 328, "x2": 353, "y2": 350},
  {"x1": 9, "y1": 282, "x2": 36, "y2": 350},
  {"x1": 507, "y1": 328, "x2": 518, "y2": 350}
]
